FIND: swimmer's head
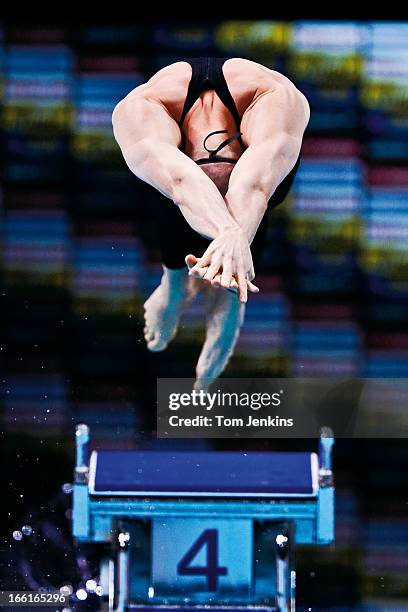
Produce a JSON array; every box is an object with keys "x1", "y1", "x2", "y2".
[
  {"x1": 198, "y1": 161, "x2": 235, "y2": 197},
  {"x1": 192, "y1": 128, "x2": 242, "y2": 196}
]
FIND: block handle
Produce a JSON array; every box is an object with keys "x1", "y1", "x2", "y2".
[{"x1": 75, "y1": 423, "x2": 90, "y2": 483}]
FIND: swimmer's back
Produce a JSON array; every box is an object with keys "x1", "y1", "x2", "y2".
[{"x1": 118, "y1": 58, "x2": 306, "y2": 129}]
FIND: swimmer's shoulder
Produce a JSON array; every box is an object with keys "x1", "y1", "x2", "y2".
[
  {"x1": 224, "y1": 57, "x2": 299, "y2": 93},
  {"x1": 225, "y1": 58, "x2": 309, "y2": 118},
  {"x1": 113, "y1": 62, "x2": 192, "y2": 120},
  {"x1": 117, "y1": 62, "x2": 189, "y2": 97}
]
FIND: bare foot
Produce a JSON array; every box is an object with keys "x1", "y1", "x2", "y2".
[
  {"x1": 194, "y1": 285, "x2": 246, "y2": 390},
  {"x1": 144, "y1": 267, "x2": 198, "y2": 351}
]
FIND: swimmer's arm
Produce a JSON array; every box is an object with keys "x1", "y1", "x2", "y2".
[
  {"x1": 112, "y1": 95, "x2": 240, "y2": 240},
  {"x1": 225, "y1": 85, "x2": 309, "y2": 243},
  {"x1": 123, "y1": 140, "x2": 241, "y2": 240},
  {"x1": 225, "y1": 136, "x2": 301, "y2": 243}
]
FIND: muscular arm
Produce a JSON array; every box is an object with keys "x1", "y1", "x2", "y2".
[
  {"x1": 225, "y1": 82, "x2": 310, "y2": 243},
  {"x1": 112, "y1": 92, "x2": 239, "y2": 240},
  {"x1": 188, "y1": 80, "x2": 309, "y2": 297}
]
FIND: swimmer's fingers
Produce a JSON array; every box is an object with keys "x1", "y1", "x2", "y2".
[
  {"x1": 236, "y1": 258, "x2": 248, "y2": 303},
  {"x1": 210, "y1": 274, "x2": 258, "y2": 294},
  {"x1": 188, "y1": 252, "x2": 214, "y2": 278},
  {"x1": 220, "y1": 258, "x2": 233, "y2": 289},
  {"x1": 186, "y1": 254, "x2": 259, "y2": 295},
  {"x1": 190, "y1": 267, "x2": 209, "y2": 280},
  {"x1": 203, "y1": 253, "x2": 223, "y2": 283},
  {"x1": 185, "y1": 254, "x2": 198, "y2": 270},
  {"x1": 211, "y1": 272, "x2": 223, "y2": 288},
  {"x1": 186, "y1": 254, "x2": 208, "y2": 279},
  {"x1": 210, "y1": 271, "x2": 228, "y2": 289},
  {"x1": 247, "y1": 279, "x2": 259, "y2": 293},
  {"x1": 227, "y1": 277, "x2": 259, "y2": 294}
]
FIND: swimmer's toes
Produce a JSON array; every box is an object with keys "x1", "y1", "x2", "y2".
[
  {"x1": 143, "y1": 294, "x2": 156, "y2": 311},
  {"x1": 147, "y1": 333, "x2": 168, "y2": 352},
  {"x1": 148, "y1": 325, "x2": 179, "y2": 351},
  {"x1": 144, "y1": 328, "x2": 155, "y2": 342}
]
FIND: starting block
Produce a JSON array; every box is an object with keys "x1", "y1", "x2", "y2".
[{"x1": 73, "y1": 425, "x2": 335, "y2": 612}]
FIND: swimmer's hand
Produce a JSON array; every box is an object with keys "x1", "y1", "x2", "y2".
[
  {"x1": 186, "y1": 254, "x2": 259, "y2": 297},
  {"x1": 185, "y1": 228, "x2": 259, "y2": 303}
]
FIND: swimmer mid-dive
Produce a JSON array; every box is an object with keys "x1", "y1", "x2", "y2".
[{"x1": 112, "y1": 58, "x2": 309, "y2": 389}]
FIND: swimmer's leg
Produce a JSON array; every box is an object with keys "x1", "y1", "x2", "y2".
[
  {"x1": 194, "y1": 285, "x2": 245, "y2": 391},
  {"x1": 144, "y1": 265, "x2": 199, "y2": 351}
]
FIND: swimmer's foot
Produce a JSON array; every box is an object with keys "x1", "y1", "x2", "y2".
[
  {"x1": 194, "y1": 285, "x2": 246, "y2": 391},
  {"x1": 144, "y1": 266, "x2": 198, "y2": 351}
]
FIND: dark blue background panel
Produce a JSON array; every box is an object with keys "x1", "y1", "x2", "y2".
[
  {"x1": 130, "y1": 608, "x2": 276, "y2": 612},
  {"x1": 90, "y1": 451, "x2": 317, "y2": 497}
]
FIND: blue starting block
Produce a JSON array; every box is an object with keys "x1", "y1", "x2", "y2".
[{"x1": 73, "y1": 425, "x2": 335, "y2": 612}]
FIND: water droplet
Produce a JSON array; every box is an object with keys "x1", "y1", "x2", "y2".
[
  {"x1": 76, "y1": 588, "x2": 87, "y2": 601},
  {"x1": 85, "y1": 579, "x2": 97, "y2": 592},
  {"x1": 60, "y1": 584, "x2": 73, "y2": 596},
  {"x1": 77, "y1": 556, "x2": 87, "y2": 569},
  {"x1": 22, "y1": 525, "x2": 32, "y2": 536},
  {"x1": 276, "y1": 534, "x2": 288, "y2": 547},
  {"x1": 62, "y1": 483, "x2": 73, "y2": 495}
]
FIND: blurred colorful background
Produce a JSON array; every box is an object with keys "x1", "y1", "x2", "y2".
[{"x1": 1, "y1": 20, "x2": 408, "y2": 610}]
